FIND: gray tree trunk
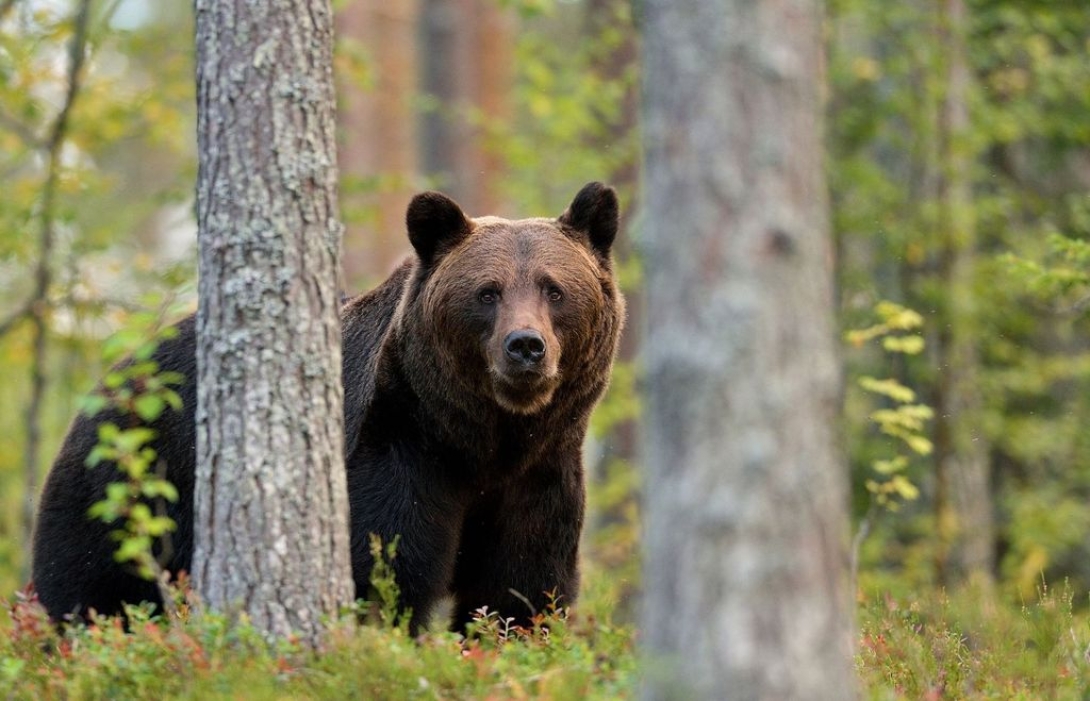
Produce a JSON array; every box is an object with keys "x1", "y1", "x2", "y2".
[
  {"x1": 640, "y1": 1, "x2": 854, "y2": 699},
  {"x1": 192, "y1": 0, "x2": 353, "y2": 646}
]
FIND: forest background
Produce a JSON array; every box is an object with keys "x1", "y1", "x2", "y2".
[{"x1": 1, "y1": 0, "x2": 1090, "y2": 696}]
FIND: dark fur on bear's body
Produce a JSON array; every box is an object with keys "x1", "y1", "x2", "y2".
[{"x1": 32, "y1": 182, "x2": 624, "y2": 632}]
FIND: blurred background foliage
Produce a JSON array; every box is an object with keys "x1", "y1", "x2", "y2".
[{"x1": 1, "y1": 0, "x2": 1089, "y2": 633}]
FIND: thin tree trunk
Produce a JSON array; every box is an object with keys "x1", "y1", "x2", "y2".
[
  {"x1": 337, "y1": 0, "x2": 420, "y2": 289},
  {"x1": 192, "y1": 0, "x2": 352, "y2": 646},
  {"x1": 935, "y1": 0, "x2": 994, "y2": 584},
  {"x1": 641, "y1": 0, "x2": 853, "y2": 698}
]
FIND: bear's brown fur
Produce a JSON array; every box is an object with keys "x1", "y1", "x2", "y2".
[{"x1": 32, "y1": 182, "x2": 624, "y2": 632}]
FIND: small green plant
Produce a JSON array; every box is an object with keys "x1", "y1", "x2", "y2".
[
  {"x1": 358, "y1": 533, "x2": 410, "y2": 631},
  {"x1": 81, "y1": 314, "x2": 185, "y2": 618}
]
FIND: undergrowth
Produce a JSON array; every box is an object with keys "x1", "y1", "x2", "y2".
[
  {"x1": 857, "y1": 583, "x2": 1090, "y2": 699},
  {"x1": 0, "y1": 571, "x2": 637, "y2": 701},
  {"x1": 3, "y1": 575, "x2": 1089, "y2": 698}
]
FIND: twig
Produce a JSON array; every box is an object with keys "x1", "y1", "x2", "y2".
[{"x1": 21, "y1": 0, "x2": 94, "y2": 581}]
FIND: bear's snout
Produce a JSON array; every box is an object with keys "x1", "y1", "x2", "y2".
[{"x1": 504, "y1": 329, "x2": 546, "y2": 366}]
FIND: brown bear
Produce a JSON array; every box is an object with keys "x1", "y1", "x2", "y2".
[{"x1": 31, "y1": 182, "x2": 625, "y2": 633}]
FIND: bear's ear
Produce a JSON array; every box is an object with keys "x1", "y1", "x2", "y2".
[
  {"x1": 558, "y1": 182, "x2": 619, "y2": 259},
  {"x1": 406, "y1": 191, "x2": 471, "y2": 265}
]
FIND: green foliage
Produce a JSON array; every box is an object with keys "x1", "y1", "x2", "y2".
[
  {"x1": 486, "y1": 0, "x2": 638, "y2": 216},
  {"x1": 831, "y1": 0, "x2": 1090, "y2": 595},
  {"x1": 848, "y1": 302, "x2": 931, "y2": 512},
  {"x1": 0, "y1": 1, "x2": 196, "y2": 591},
  {"x1": 1, "y1": 571, "x2": 638, "y2": 700},
  {"x1": 857, "y1": 584, "x2": 1090, "y2": 699},
  {"x1": 357, "y1": 534, "x2": 409, "y2": 631},
  {"x1": 83, "y1": 318, "x2": 183, "y2": 584}
]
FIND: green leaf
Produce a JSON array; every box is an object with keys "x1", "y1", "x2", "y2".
[
  {"x1": 130, "y1": 502, "x2": 153, "y2": 522},
  {"x1": 86, "y1": 445, "x2": 112, "y2": 468},
  {"x1": 142, "y1": 480, "x2": 179, "y2": 502},
  {"x1": 872, "y1": 456, "x2": 909, "y2": 475},
  {"x1": 875, "y1": 301, "x2": 923, "y2": 330},
  {"x1": 115, "y1": 536, "x2": 152, "y2": 564},
  {"x1": 882, "y1": 335, "x2": 925, "y2": 354},
  {"x1": 159, "y1": 371, "x2": 186, "y2": 387},
  {"x1": 162, "y1": 389, "x2": 183, "y2": 411},
  {"x1": 97, "y1": 422, "x2": 121, "y2": 442},
  {"x1": 103, "y1": 371, "x2": 126, "y2": 390},
  {"x1": 146, "y1": 516, "x2": 177, "y2": 536},
  {"x1": 88, "y1": 500, "x2": 116, "y2": 520},
  {"x1": 105, "y1": 482, "x2": 130, "y2": 503},
  {"x1": 890, "y1": 475, "x2": 920, "y2": 500},
  {"x1": 115, "y1": 427, "x2": 156, "y2": 453},
  {"x1": 79, "y1": 394, "x2": 109, "y2": 416},
  {"x1": 133, "y1": 340, "x2": 158, "y2": 361},
  {"x1": 133, "y1": 394, "x2": 165, "y2": 422},
  {"x1": 903, "y1": 434, "x2": 933, "y2": 456},
  {"x1": 859, "y1": 376, "x2": 916, "y2": 403}
]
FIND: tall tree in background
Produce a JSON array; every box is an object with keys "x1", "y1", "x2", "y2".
[
  {"x1": 932, "y1": 0, "x2": 994, "y2": 585},
  {"x1": 640, "y1": 0, "x2": 853, "y2": 697},
  {"x1": 192, "y1": 0, "x2": 352, "y2": 645},
  {"x1": 420, "y1": 0, "x2": 513, "y2": 214},
  {"x1": 336, "y1": 0, "x2": 420, "y2": 287}
]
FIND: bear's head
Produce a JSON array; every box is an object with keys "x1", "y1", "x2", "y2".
[{"x1": 401, "y1": 182, "x2": 623, "y2": 416}]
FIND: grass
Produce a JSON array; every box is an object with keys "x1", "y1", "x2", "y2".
[
  {"x1": 857, "y1": 583, "x2": 1090, "y2": 699},
  {"x1": 0, "y1": 577, "x2": 638, "y2": 701},
  {"x1": 2, "y1": 576, "x2": 1089, "y2": 699}
]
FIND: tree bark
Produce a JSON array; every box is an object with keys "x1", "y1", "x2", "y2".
[
  {"x1": 640, "y1": 0, "x2": 854, "y2": 698},
  {"x1": 192, "y1": 0, "x2": 353, "y2": 646}
]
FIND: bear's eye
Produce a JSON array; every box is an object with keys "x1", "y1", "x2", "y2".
[
  {"x1": 546, "y1": 285, "x2": 564, "y2": 303},
  {"x1": 478, "y1": 288, "x2": 500, "y2": 305}
]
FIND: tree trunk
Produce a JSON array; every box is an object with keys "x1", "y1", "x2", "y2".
[
  {"x1": 336, "y1": 0, "x2": 420, "y2": 289},
  {"x1": 192, "y1": 0, "x2": 353, "y2": 646},
  {"x1": 640, "y1": 0, "x2": 854, "y2": 698},
  {"x1": 420, "y1": 0, "x2": 512, "y2": 214},
  {"x1": 934, "y1": 0, "x2": 994, "y2": 585}
]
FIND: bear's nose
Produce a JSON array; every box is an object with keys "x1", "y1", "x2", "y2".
[{"x1": 504, "y1": 329, "x2": 546, "y2": 365}]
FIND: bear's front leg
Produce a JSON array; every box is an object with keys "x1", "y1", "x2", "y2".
[
  {"x1": 346, "y1": 456, "x2": 464, "y2": 635},
  {"x1": 450, "y1": 462, "x2": 586, "y2": 633}
]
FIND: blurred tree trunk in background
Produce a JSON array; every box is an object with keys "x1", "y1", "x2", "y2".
[
  {"x1": 336, "y1": 0, "x2": 420, "y2": 289},
  {"x1": 420, "y1": 0, "x2": 512, "y2": 215},
  {"x1": 932, "y1": 0, "x2": 995, "y2": 586},
  {"x1": 587, "y1": 0, "x2": 638, "y2": 461},
  {"x1": 192, "y1": 0, "x2": 352, "y2": 646},
  {"x1": 641, "y1": 0, "x2": 853, "y2": 698}
]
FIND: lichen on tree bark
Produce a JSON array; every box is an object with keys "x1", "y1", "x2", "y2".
[{"x1": 192, "y1": 0, "x2": 353, "y2": 646}]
